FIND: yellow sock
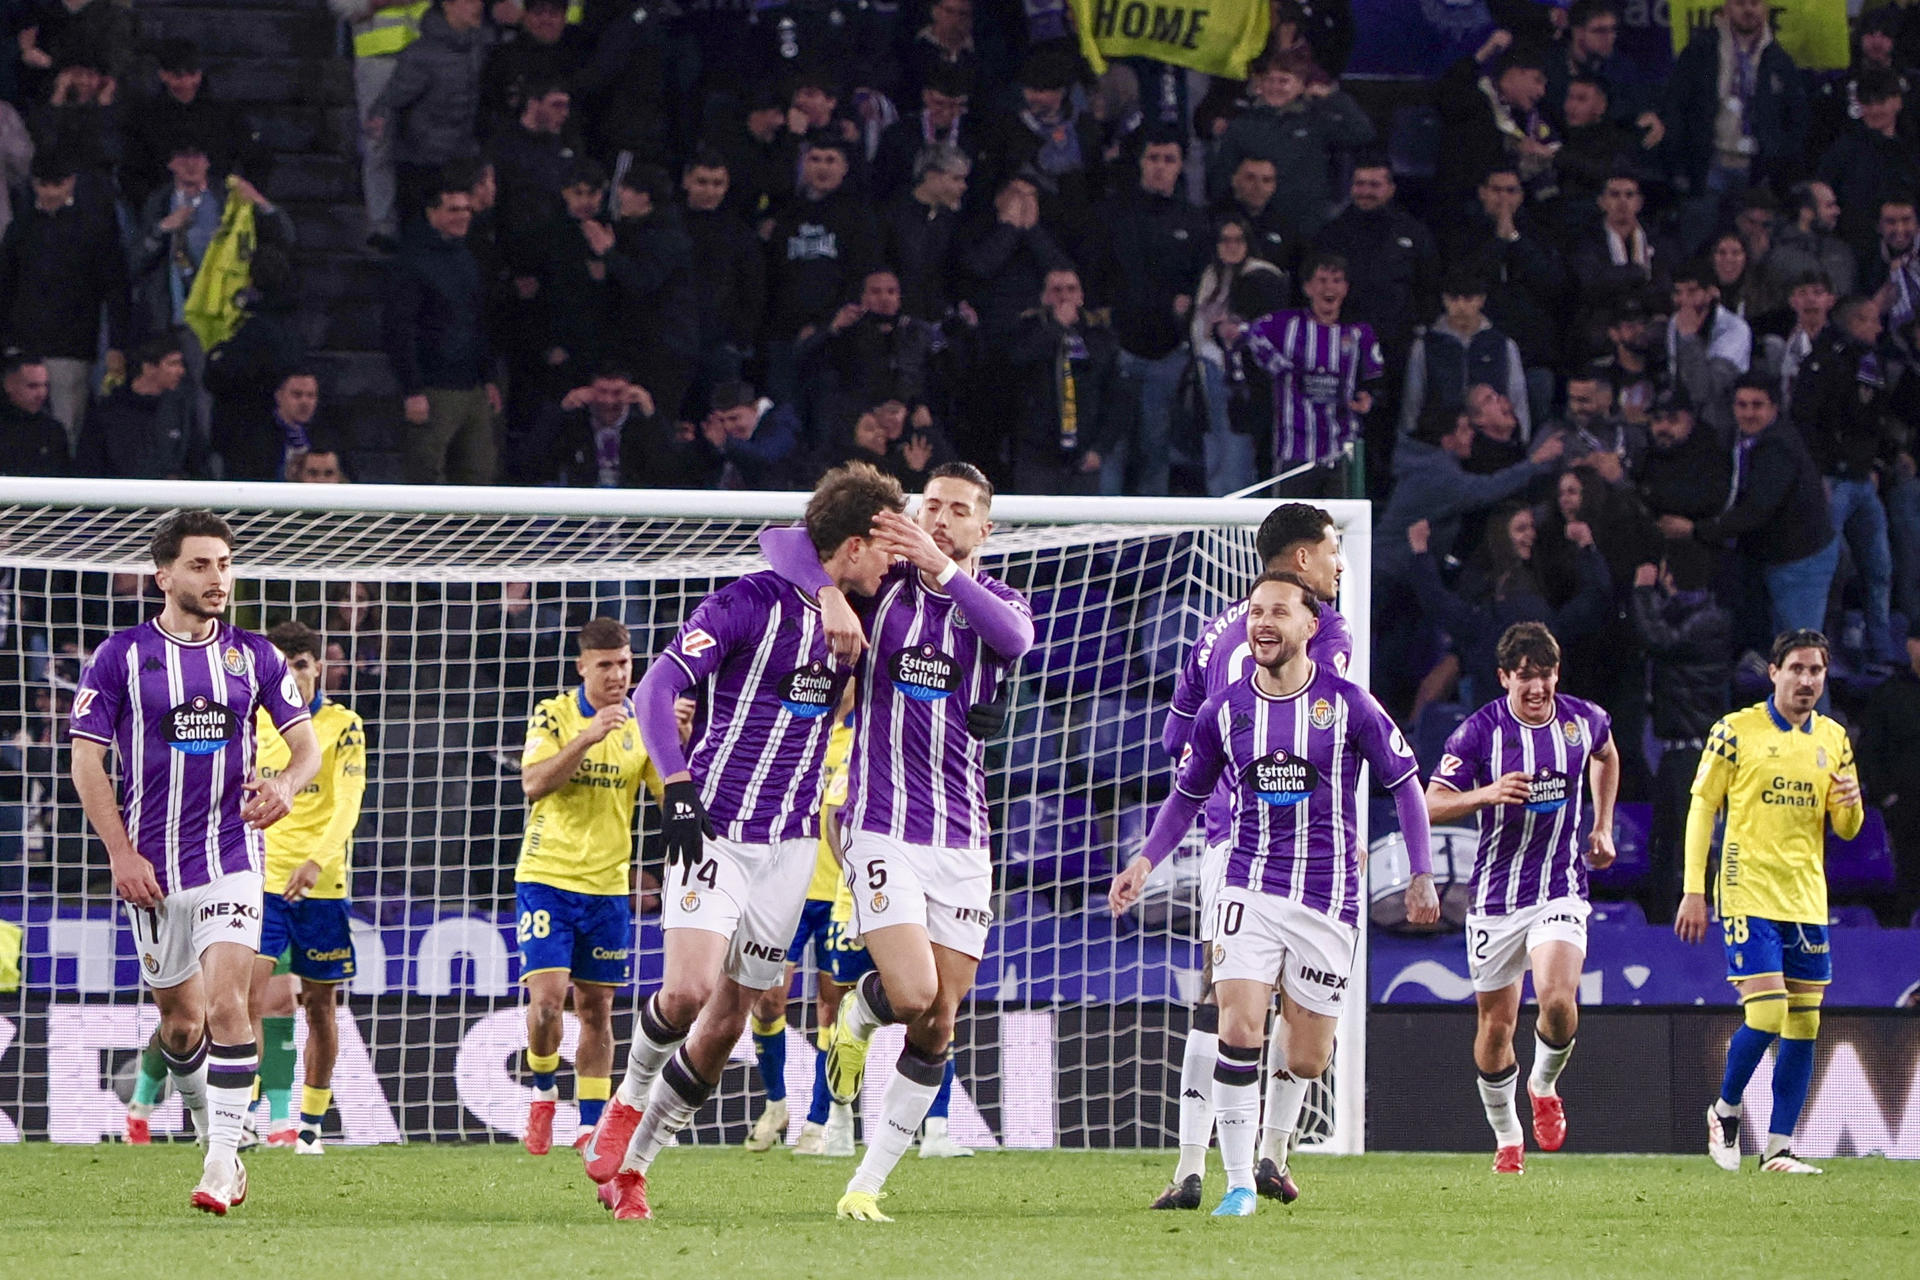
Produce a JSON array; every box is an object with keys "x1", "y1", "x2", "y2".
[
  {"x1": 300, "y1": 1086, "x2": 332, "y2": 1125},
  {"x1": 577, "y1": 1076, "x2": 610, "y2": 1102},
  {"x1": 750, "y1": 1014, "x2": 787, "y2": 1038}
]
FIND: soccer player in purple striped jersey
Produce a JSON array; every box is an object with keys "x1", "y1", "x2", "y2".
[
  {"x1": 1242, "y1": 253, "x2": 1384, "y2": 494},
  {"x1": 760, "y1": 462, "x2": 1033, "y2": 1221},
  {"x1": 589, "y1": 464, "x2": 904, "y2": 1222},
  {"x1": 69, "y1": 510, "x2": 320, "y2": 1215},
  {"x1": 1153, "y1": 503, "x2": 1353, "y2": 1210},
  {"x1": 1426, "y1": 622, "x2": 1619, "y2": 1174},
  {"x1": 1112, "y1": 572, "x2": 1438, "y2": 1217}
]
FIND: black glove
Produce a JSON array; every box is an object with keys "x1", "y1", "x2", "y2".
[
  {"x1": 662, "y1": 779, "x2": 713, "y2": 868},
  {"x1": 965, "y1": 694, "x2": 1009, "y2": 741}
]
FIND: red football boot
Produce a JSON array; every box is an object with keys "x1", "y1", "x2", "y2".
[
  {"x1": 1530, "y1": 1089, "x2": 1566, "y2": 1152},
  {"x1": 125, "y1": 1115, "x2": 151, "y2": 1146},
  {"x1": 584, "y1": 1098, "x2": 642, "y2": 1184},
  {"x1": 610, "y1": 1169, "x2": 652, "y2": 1221},
  {"x1": 1493, "y1": 1144, "x2": 1525, "y2": 1174},
  {"x1": 524, "y1": 1099, "x2": 556, "y2": 1155}
]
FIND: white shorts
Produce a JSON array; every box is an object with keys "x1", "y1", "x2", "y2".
[
  {"x1": 1466, "y1": 896, "x2": 1591, "y2": 993},
  {"x1": 663, "y1": 836, "x2": 815, "y2": 990},
  {"x1": 125, "y1": 871, "x2": 265, "y2": 990},
  {"x1": 1209, "y1": 885, "x2": 1358, "y2": 1017},
  {"x1": 844, "y1": 831, "x2": 993, "y2": 960},
  {"x1": 1197, "y1": 840, "x2": 1230, "y2": 945}
]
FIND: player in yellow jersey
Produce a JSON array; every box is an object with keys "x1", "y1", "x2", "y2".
[
  {"x1": 1676, "y1": 629, "x2": 1863, "y2": 1175},
  {"x1": 248, "y1": 620, "x2": 367, "y2": 1156},
  {"x1": 744, "y1": 686, "x2": 865, "y2": 1155},
  {"x1": 516, "y1": 617, "x2": 663, "y2": 1157}
]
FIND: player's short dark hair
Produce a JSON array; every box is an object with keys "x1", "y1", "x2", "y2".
[
  {"x1": 805, "y1": 462, "x2": 907, "y2": 557},
  {"x1": 1671, "y1": 259, "x2": 1716, "y2": 291},
  {"x1": 1245, "y1": 570, "x2": 1319, "y2": 620},
  {"x1": 928, "y1": 461, "x2": 993, "y2": 511},
  {"x1": 1568, "y1": 71, "x2": 1611, "y2": 100},
  {"x1": 1, "y1": 346, "x2": 43, "y2": 377},
  {"x1": 563, "y1": 157, "x2": 609, "y2": 191},
  {"x1": 1786, "y1": 268, "x2": 1833, "y2": 294},
  {"x1": 1568, "y1": 0, "x2": 1618, "y2": 28},
  {"x1": 150, "y1": 509, "x2": 234, "y2": 567},
  {"x1": 1480, "y1": 162, "x2": 1522, "y2": 187},
  {"x1": 1441, "y1": 267, "x2": 1490, "y2": 299},
  {"x1": 266, "y1": 619, "x2": 323, "y2": 662},
  {"x1": 1301, "y1": 250, "x2": 1347, "y2": 280},
  {"x1": 1879, "y1": 189, "x2": 1917, "y2": 215},
  {"x1": 1833, "y1": 295, "x2": 1877, "y2": 331},
  {"x1": 1733, "y1": 372, "x2": 1777, "y2": 403},
  {"x1": 683, "y1": 146, "x2": 728, "y2": 177},
  {"x1": 1256, "y1": 504, "x2": 1335, "y2": 568},
  {"x1": 427, "y1": 174, "x2": 472, "y2": 208},
  {"x1": 1769, "y1": 628, "x2": 1830, "y2": 668},
  {"x1": 133, "y1": 332, "x2": 185, "y2": 373},
  {"x1": 1415, "y1": 405, "x2": 1468, "y2": 443},
  {"x1": 1857, "y1": 66, "x2": 1904, "y2": 106},
  {"x1": 1496, "y1": 622, "x2": 1560, "y2": 674},
  {"x1": 578, "y1": 616, "x2": 630, "y2": 653},
  {"x1": 443, "y1": 156, "x2": 491, "y2": 192}
]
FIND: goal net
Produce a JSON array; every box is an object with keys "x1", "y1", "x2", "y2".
[{"x1": 0, "y1": 480, "x2": 1372, "y2": 1154}]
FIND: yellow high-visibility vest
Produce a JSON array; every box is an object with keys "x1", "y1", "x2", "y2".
[{"x1": 352, "y1": 1, "x2": 430, "y2": 59}]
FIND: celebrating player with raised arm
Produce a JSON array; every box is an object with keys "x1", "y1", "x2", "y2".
[
  {"x1": 1677, "y1": 629, "x2": 1863, "y2": 1175},
  {"x1": 514, "y1": 618, "x2": 664, "y2": 1157},
  {"x1": 1425, "y1": 623, "x2": 1619, "y2": 1174},
  {"x1": 1154, "y1": 503, "x2": 1354, "y2": 1211},
  {"x1": 584, "y1": 464, "x2": 903, "y2": 1221},
  {"x1": 760, "y1": 462, "x2": 1033, "y2": 1221},
  {"x1": 1111, "y1": 572, "x2": 1437, "y2": 1217},
  {"x1": 248, "y1": 620, "x2": 367, "y2": 1156},
  {"x1": 69, "y1": 511, "x2": 320, "y2": 1214}
]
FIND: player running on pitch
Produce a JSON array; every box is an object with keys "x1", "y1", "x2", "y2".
[
  {"x1": 1111, "y1": 572, "x2": 1437, "y2": 1217},
  {"x1": 1677, "y1": 629, "x2": 1863, "y2": 1175},
  {"x1": 1154, "y1": 502, "x2": 1354, "y2": 1210},
  {"x1": 1426, "y1": 622, "x2": 1619, "y2": 1173},
  {"x1": 585, "y1": 464, "x2": 902, "y2": 1220},
  {"x1": 70, "y1": 510, "x2": 319, "y2": 1214}
]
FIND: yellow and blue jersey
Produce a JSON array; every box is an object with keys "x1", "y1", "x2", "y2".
[
  {"x1": 256, "y1": 700, "x2": 366, "y2": 899},
  {"x1": 807, "y1": 715, "x2": 855, "y2": 903},
  {"x1": 516, "y1": 688, "x2": 662, "y2": 897},
  {"x1": 1687, "y1": 699, "x2": 1864, "y2": 925}
]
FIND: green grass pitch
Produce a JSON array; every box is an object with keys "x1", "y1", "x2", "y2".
[{"x1": 2, "y1": 1145, "x2": 1913, "y2": 1279}]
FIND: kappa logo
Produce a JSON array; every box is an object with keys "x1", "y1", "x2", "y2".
[
  {"x1": 223, "y1": 647, "x2": 246, "y2": 677},
  {"x1": 1181, "y1": 1088, "x2": 1205, "y2": 1100},
  {"x1": 1310, "y1": 698, "x2": 1334, "y2": 731},
  {"x1": 681, "y1": 628, "x2": 717, "y2": 657},
  {"x1": 1231, "y1": 712, "x2": 1253, "y2": 732},
  {"x1": 141, "y1": 657, "x2": 163, "y2": 673},
  {"x1": 72, "y1": 689, "x2": 97, "y2": 718}
]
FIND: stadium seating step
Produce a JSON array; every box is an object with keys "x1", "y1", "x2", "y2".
[
  {"x1": 283, "y1": 200, "x2": 371, "y2": 254},
  {"x1": 251, "y1": 104, "x2": 359, "y2": 157},
  {"x1": 290, "y1": 248, "x2": 388, "y2": 301},
  {"x1": 296, "y1": 299, "x2": 383, "y2": 352},
  {"x1": 137, "y1": 5, "x2": 337, "y2": 60},
  {"x1": 308, "y1": 350, "x2": 401, "y2": 400},
  {"x1": 201, "y1": 56, "x2": 352, "y2": 107},
  {"x1": 265, "y1": 151, "x2": 359, "y2": 203}
]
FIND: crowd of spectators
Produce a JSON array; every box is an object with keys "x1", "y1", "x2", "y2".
[{"x1": 3, "y1": 0, "x2": 1920, "y2": 919}]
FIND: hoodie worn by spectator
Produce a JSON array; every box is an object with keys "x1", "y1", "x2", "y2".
[
  {"x1": 75, "y1": 382, "x2": 205, "y2": 479},
  {"x1": 1207, "y1": 90, "x2": 1374, "y2": 238},
  {"x1": 1791, "y1": 323, "x2": 1897, "y2": 482},
  {"x1": 385, "y1": 221, "x2": 491, "y2": 396},
  {"x1": 681, "y1": 197, "x2": 766, "y2": 357},
  {"x1": 766, "y1": 186, "x2": 880, "y2": 340},
  {"x1": 690, "y1": 397, "x2": 807, "y2": 490}
]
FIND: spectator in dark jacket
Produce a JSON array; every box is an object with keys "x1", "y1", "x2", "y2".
[
  {"x1": 544, "y1": 366, "x2": 691, "y2": 488},
  {"x1": 1400, "y1": 268, "x2": 1531, "y2": 438},
  {"x1": 74, "y1": 334, "x2": 204, "y2": 479},
  {"x1": 119, "y1": 39, "x2": 250, "y2": 211},
  {"x1": 1763, "y1": 180, "x2": 1855, "y2": 302},
  {"x1": 476, "y1": 0, "x2": 589, "y2": 138},
  {"x1": 131, "y1": 139, "x2": 292, "y2": 344},
  {"x1": 1630, "y1": 543, "x2": 1733, "y2": 921},
  {"x1": 610, "y1": 164, "x2": 698, "y2": 423},
  {"x1": 202, "y1": 245, "x2": 306, "y2": 481},
  {"x1": 570, "y1": 0, "x2": 694, "y2": 170},
  {"x1": 764, "y1": 135, "x2": 881, "y2": 404},
  {"x1": 1007, "y1": 267, "x2": 1121, "y2": 495},
  {"x1": 1789, "y1": 295, "x2": 1901, "y2": 665},
  {"x1": 678, "y1": 150, "x2": 765, "y2": 391},
  {"x1": 683, "y1": 379, "x2": 809, "y2": 490},
  {"x1": 1544, "y1": 0, "x2": 1665, "y2": 139},
  {"x1": 957, "y1": 173, "x2": 1066, "y2": 339},
  {"x1": 882, "y1": 142, "x2": 968, "y2": 322},
  {"x1": 488, "y1": 76, "x2": 580, "y2": 258},
  {"x1": 1445, "y1": 164, "x2": 1567, "y2": 412},
  {"x1": 28, "y1": 51, "x2": 121, "y2": 183},
  {"x1": 1207, "y1": 47, "x2": 1374, "y2": 239},
  {"x1": 1658, "y1": 376, "x2": 1836, "y2": 645},
  {"x1": 976, "y1": 45, "x2": 1105, "y2": 258},
  {"x1": 1664, "y1": 0, "x2": 1809, "y2": 238},
  {"x1": 704, "y1": 86, "x2": 790, "y2": 223},
  {"x1": 366, "y1": 0, "x2": 490, "y2": 225},
  {"x1": 798, "y1": 269, "x2": 933, "y2": 418},
  {"x1": 0, "y1": 349, "x2": 71, "y2": 475},
  {"x1": 14, "y1": 0, "x2": 135, "y2": 99},
  {"x1": 1211, "y1": 155, "x2": 1301, "y2": 286},
  {"x1": 1816, "y1": 68, "x2": 1920, "y2": 257},
  {"x1": 384, "y1": 177, "x2": 498, "y2": 484},
  {"x1": 0, "y1": 149, "x2": 129, "y2": 450},
  {"x1": 1637, "y1": 389, "x2": 1731, "y2": 525},
  {"x1": 1089, "y1": 129, "x2": 1210, "y2": 495},
  {"x1": 1567, "y1": 170, "x2": 1679, "y2": 323},
  {"x1": 1435, "y1": 41, "x2": 1559, "y2": 216},
  {"x1": 871, "y1": 63, "x2": 983, "y2": 206}
]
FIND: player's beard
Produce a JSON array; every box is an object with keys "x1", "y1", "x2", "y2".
[
  {"x1": 173, "y1": 587, "x2": 226, "y2": 620},
  {"x1": 1254, "y1": 635, "x2": 1300, "y2": 675}
]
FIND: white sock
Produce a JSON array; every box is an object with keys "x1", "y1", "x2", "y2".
[
  {"x1": 1213, "y1": 1043, "x2": 1261, "y2": 1192},
  {"x1": 205, "y1": 1040, "x2": 258, "y2": 1167},
  {"x1": 1478, "y1": 1066, "x2": 1524, "y2": 1147},
  {"x1": 161, "y1": 1033, "x2": 210, "y2": 1137},
  {"x1": 617, "y1": 994, "x2": 686, "y2": 1109},
  {"x1": 1174, "y1": 1025, "x2": 1217, "y2": 1181},
  {"x1": 1259, "y1": 1067, "x2": 1312, "y2": 1166},
  {"x1": 1715, "y1": 1097, "x2": 1742, "y2": 1119},
  {"x1": 1763, "y1": 1133, "x2": 1792, "y2": 1160},
  {"x1": 1529, "y1": 1032, "x2": 1575, "y2": 1097},
  {"x1": 847, "y1": 1045, "x2": 944, "y2": 1196},
  {"x1": 621, "y1": 1048, "x2": 712, "y2": 1175}
]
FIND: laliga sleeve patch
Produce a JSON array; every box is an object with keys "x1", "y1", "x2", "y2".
[
  {"x1": 1243, "y1": 749, "x2": 1321, "y2": 807},
  {"x1": 72, "y1": 689, "x2": 98, "y2": 720},
  {"x1": 681, "y1": 628, "x2": 717, "y2": 656},
  {"x1": 280, "y1": 672, "x2": 302, "y2": 707}
]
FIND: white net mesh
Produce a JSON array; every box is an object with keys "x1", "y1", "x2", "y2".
[{"x1": 0, "y1": 486, "x2": 1369, "y2": 1152}]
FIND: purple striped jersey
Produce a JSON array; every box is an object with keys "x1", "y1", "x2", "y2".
[
  {"x1": 663, "y1": 570, "x2": 853, "y2": 843},
  {"x1": 70, "y1": 619, "x2": 309, "y2": 895},
  {"x1": 1168, "y1": 602, "x2": 1354, "y2": 845},
  {"x1": 1430, "y1": 694, "x2": 1613, "y2": 916},
  {"x1": 1174, "y1": 663, "x2": 1416, "y2": 927},
  {"x1": 1243, "y1": 309, "x2": 1384, "y2": 466},
  {"x1": 844, "y1": 564, "x2": 1030, "y2": 848}
]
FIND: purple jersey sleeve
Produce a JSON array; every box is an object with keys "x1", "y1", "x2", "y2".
[
  {"x1": 758, "y1": 524, "x2": 831, "y2": 594},
  {"x1": 1308, "y1": 607, "x2": 1353, "y2": 679},
  {"x1": 1430, "y1": 715, "x2": 1487, "y2": 793},
  {"x1": 1348, "y1": 686, "x2": 1419, "y2": 790},
  {"x1": 1172, "y1": 697, "x2": 1230, "y2": 803},
  {"x1": 1358, "y1": 323, "x2": 1385, "y2": 384},
  {"x1": 1587, "y1": 703, "x2": 1615, "y2": 756},
  {"x1": 664, "y1": 577, "x2": 765, "y2": 686},
  {"x1": 1243, "y1": 312, "x2": 1292, "y2": 375},
  {"x1": 249, "y1": 635, "x2": 309, "y2": 733},
  {"x1": 945, "y1": 570, "x2": 1035, "y2": 661},
  {"x1": 70, "y1": 633, "x2": 131, "y2": 745}
]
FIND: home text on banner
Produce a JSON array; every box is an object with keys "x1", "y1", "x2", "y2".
[{"x1": 1069, "y1": 0, "x2": 1271, "y2": 80}]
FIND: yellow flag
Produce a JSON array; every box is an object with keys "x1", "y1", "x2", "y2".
[
  {"x1": 183, "y1": 180, "x2": 258, "y2": 352},
  {"x1": 1669, "y1": 0, "x2": 1851, "y2": 73},
  {"x1": 1069, "y1": 0, "x2": 1270, "y2": 80}
]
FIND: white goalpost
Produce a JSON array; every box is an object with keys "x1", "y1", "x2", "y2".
[{"x1": 0, "y1": 479, "x2": 1372, "y2": 1155}]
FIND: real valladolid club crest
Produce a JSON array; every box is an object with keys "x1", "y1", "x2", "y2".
[
  {"x1": 1310, "y1": 698, "x2": 1335, "y2": 731},
  {"x1": 222, "y1": 646, "x2": 246, "y2": 676},
  {"x1": 1421, "y1": 0, "x2": 1491, "y2": 41}
]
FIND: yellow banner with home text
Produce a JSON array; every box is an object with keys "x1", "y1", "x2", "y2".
[
  {"x1": 1069, "y1": 0, "x2": 1270, "y2": 80},
  {"x1": 1669, "y1": 1, "x2": 1850, "y2": 72}
]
